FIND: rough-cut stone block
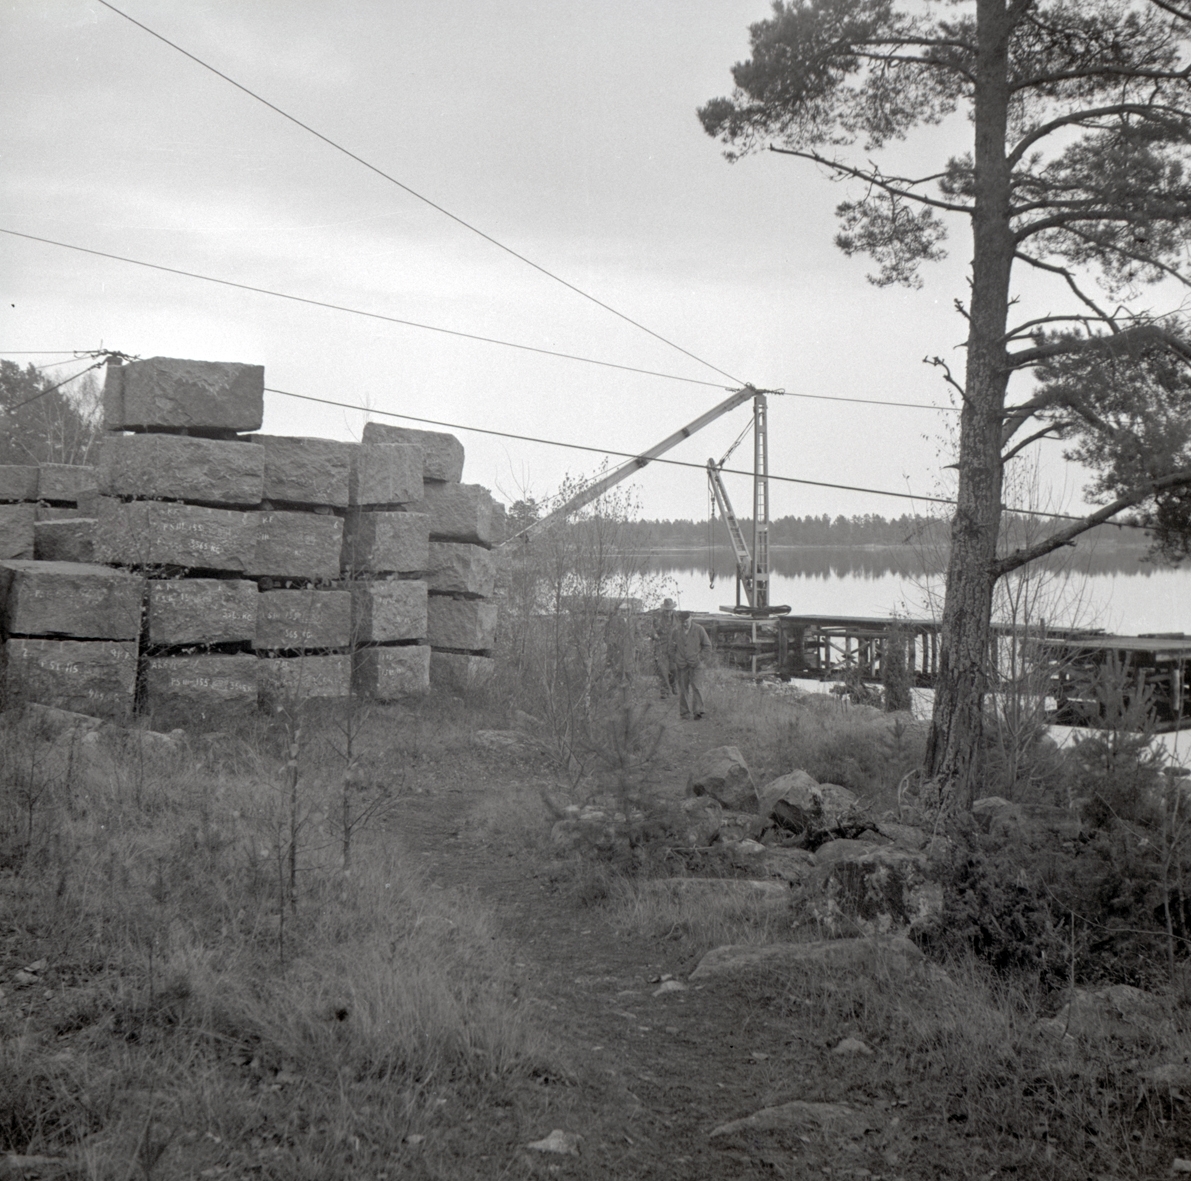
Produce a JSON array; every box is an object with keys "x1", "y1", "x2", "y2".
[
  {"x1": 5, "y1": 638, "x2": 137, "y2": 721},
  {"x1": 252, "y1": 511, "x2": 343, "y2": 580},
  {"x1": 0, "y1": 505, "x2": 35, "y2": 560},
  {"x1": 95, "y1": 498, "x2": 257, "y2": 572},
  {"x1": 143, "y1": 654, "x2": 259, "y2": 728},
  {"x1": 0, "y1": 560, "x2": 143, "y2": 640},
  {"x1": 248, "y1": 435, "x2": 354, "y2": 507},
  {"x1": 353, "y1": 644, "x2": 430, "y2": 699},
  {"x1": 106, "y1": 356, "x2": 264, "y2": 432},
  {"x1": 418, "y1": 483, "x2": 496, "y2": 547},
  {"x1": 255, "y1": 589, "x2": 351, "y2": 651},
  {"x1": 427, "y1": 597, "x2": 498, "y2": 652},
  {"x1": 0, "y1": 466, "x2": 39, "y2": 502},
  {"x1": 35, "y1": 506, "x2": 81, "y2": 522},
  {"x1": 425, "y1": 542, "x2": 496, "y2": 597},
  {"x1": 148, "y1": 579, "x2": 258, "y2": 648},
  {"x1": 34, "y1": 519, "x2": 95, "y2": 563},
  {"x1": 350, "y1": 442, "x2": 423, "y2": 506},
  {"x1": 362, "y1": 423, "x2": 464, "y2": 482},
  {"x1": 258, "y1": 655, "x2": 352, "y2": 704},
  {"x1": 99, "y1": 434, "x2": 263, "y2": 506},
  {"x1": 350, "y1": 579, "x2": 426, "y2": 643},
  {"x1": 341, "y1": 511, "x2": 428, "y2": 575},
  {"x1": 37, "y1": 464, "x2": 98, "y2": 504},
  {"x1": 430, "y1": 651, "x2": 495, "y2": 692}
]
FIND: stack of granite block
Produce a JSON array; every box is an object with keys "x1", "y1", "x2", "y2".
[
  {"x1": 0, "y1": 558, "x2": 143, "y2": 721},
  {"x1": 362, "y1": 423, "x2": 498, "y2": 692},
  {"x1": 0, "y1": 462, "x2": 99, "y2": 563}
]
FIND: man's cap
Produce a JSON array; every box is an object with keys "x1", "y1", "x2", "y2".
[{"x1": 662, "y1": 598, "x2": 676, "y2": 609}]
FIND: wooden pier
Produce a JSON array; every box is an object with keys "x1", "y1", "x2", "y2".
[{"x1": 690, "y1": 610, "x2": 1190, "y2": 730}]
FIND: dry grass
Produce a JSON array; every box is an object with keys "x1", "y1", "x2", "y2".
[{"x1": 0, "y1": 705, "x2": 553, "y2": 1180}]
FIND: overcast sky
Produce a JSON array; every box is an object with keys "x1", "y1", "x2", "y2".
[{"x1": 0, "y1": 0, "x2": 1149, "y2": 524}]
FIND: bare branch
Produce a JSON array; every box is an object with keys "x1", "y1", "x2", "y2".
[
  {"x1": 1008, "y1": 322, "x2": 1191, "y2": 369},
  {"x1": 1002, "y1": 422, "x2": 1067, "y2": 462},
  {"x1": 1149, "y1": 0, "x2": 1191, "y2": 19},
  {"x1": 1005, "y1": 314, "x2": 1108, "y2": 342},
  {"x1": 993, "y1": 469, "x2": 1191, "y2": 578},
  {"x1": 768, "y1": 148, "x2": 974, "y2": 214},
  {"x1": 1011, "y1": 250, "x2": 1115, "y2": 323},
  {"x1": 924, "y1": 355, "x2": 967, "y2": 402},
  {"x1": 1008, "y1": 104, "x2": 1191, "y2": 168}
]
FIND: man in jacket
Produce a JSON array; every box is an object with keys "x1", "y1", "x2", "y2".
[
  {"x1": 651, "y1": 598, "x2": 677, "y2": 697},
  {"x1": 669, "y1": 611, "x2": 712, "y2": 720}
]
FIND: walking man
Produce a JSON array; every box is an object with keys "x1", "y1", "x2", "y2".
[
  {"x1": 652, "y1": 598, "x2": 677, "y2": 697},
  {"x1": 670, "y1": 610, "x2": 712, "y2": 720}
]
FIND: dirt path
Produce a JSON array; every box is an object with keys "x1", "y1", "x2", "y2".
[{"x1": 384, "y1": 701, "x2": 885, "y2": 1181}]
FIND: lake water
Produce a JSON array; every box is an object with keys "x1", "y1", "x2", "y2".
[{"x1": 647, "y1": 547, "x2": 1191, "y2": 637}]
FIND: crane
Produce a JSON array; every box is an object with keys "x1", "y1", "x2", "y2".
[
  {"x1": 706, "y1": 390, "x2": 789, "y2": 617},
  {"x1": 502, "y1": 384, "x2": 762, "y2": 544}
]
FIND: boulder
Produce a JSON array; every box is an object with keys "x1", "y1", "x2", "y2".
[
  {"x1": 690, "y1": 935, "x2": 924, "y2": 980},
  {"x1": 1041, "y1": 984, "x2": 1171, "y2": 1043},
  {"x1": 143, "y1": 654, "x2": 259, "y2": 728},
  {"x1": 874, "y1": 818, "x2": 930, "y2": 850},
  {"x1": 417, "y1": 483, "x2": 497, "y2": 547},
  {"x1": 710, "y1": 1100, "x2": 878, "y2": 1141},
  {"x1": 258, "y1": 655, "x2": 352, "y2": 704},
  {"x1": 105, "y1": 357, "x2": 264, "y2": 433},
  {"x1": 687, "y1": 746, "x2": 757, "y2": 812},
  {"x1": 429, "y1": 650, "x2": 495, "y2": 692},
  {"x1": 255, "y1": 589, "x2": 352, "y2": 651},
  {"x1": 809, "y1": 845, "x2": 943, "y2": 936},
  {"x1": 251, "y1": 511, "x2": 343, "y2": 580},
  {"x1": 0, "y1": 560, "x2": 143, "y2": 640},
  {"x1": 94, "y1": 498, "x2": 257, "y2": 572},
  {"x1": 758, "y1": 770, "x2": 860, "y2": 835},
  {"x1": 353, "y1": 644, "x2": 431, "y2": 699},
  {"x1": 350, "y1": 442, "x2": 422, "y2": 506},
  {"x1": 427, "y1": 596, "x2": 498, "y2": 652},
  {"x1": 148, "y1": 579, "x2": 258, "y2": 648},
  {"x1": 0, "y1": 466, "x2": 39, "y2": 502},
  {"x1": 37, "y1": 463, "x2": 98, "y2": 505},
  {"x1": 5, "y1": 638, "x2": 138, "y2": 721},
  {"x1": 98, "y1": 434, "x2": 263, "y2": 506},
  {"x1": 33, "y1": 518, "x2": 95, "y2": 564},
  {"x1": 752, "y1": 846, "x2": 818, "y2": 884},
  {"x1": 248, "y1": 434, "x2": 354, "y2": 508},
  {"x1": 425, "y1": 542, "x2": 497, "y2": 597},
  {"x1": 361, "y1": 422, "x2": 464, "y2": 483},
  {"x1": 0, "y1": 504, "x2": 35, "y2": 560},
  {"x1": 341, "y1": 510, "x2": 429, "y2": 575},
  {"x1": 972, "y1": 796, "x2": 1082, "y2": 844},
  {"x1": 638, "y1": 878, "x2": 789, "y2": 904},
  {"x1": 350, "y1": 579, "x2": 427, "y2": 643}
]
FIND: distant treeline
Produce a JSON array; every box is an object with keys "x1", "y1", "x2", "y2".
[{"x1": 619, "y1": 512, "x2": 1149, "y2": 551}]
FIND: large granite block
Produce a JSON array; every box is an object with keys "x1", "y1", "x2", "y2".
[
  {"x1": 0, "y1": 505, "x2": 37, "y2": 560},
  {"x1": 105, "y1": 357, "x2": 264, "y2": 433},
  {"x1": 5, "y1": 638, "x2": 137, "y2": 721},
  {"x1": 249, "y1": 434, "x2": 355, "y2": 508},
  {"x1": 252, "y1": 511, "x2": 343, "y2": 580},
  {"x1": 430, "y1": 651, "x2": 495, "y2": 692},
  {"x1": 0, "y1": 466, "x2": 38, "y2": 502},
  {"x1": 98, "y1": 434, "x2": 263, "y2": 506},
  {"x1": 418, "y1": 483, "x2": 496, "y2": 547},
  {"x1": 0, "y1": 560, "x2": 142, "y2": 640},
  {"x1": 362, "y1": 423, "x2": 464, "y2": 482},
  {"x1": 350, "y1": 579, "x2": 426, "y2": 643},
  {"x1": 353, "y1": 644, "x2": 430, "y2": 699},
  {"x1": 341, "y1": 511, "x2": 428, "y2": 575},
  {"x1": 95, "y1": 498, "x2": 257, "y2": 572},
  {"x1": 350, "y1": 442, "x2": 422, "y2": 506},
  {"x1": 34, "y1": 519, "x2": 96, "y2": 563},
  {"x1": 148, "y1": 579, "x2": 258, "y2": 648},
  {"x1": 143, "y1": 654, "x2": 259, "y2": 728},
  {"x1": 427, "y1": 597, "x2": 498, "y2": 652},
  {"x1": 37, "y1": 464, "x2": 98, "y2": 504},
  {"x1": 255, "y1": 589, "x2": 352, "y2": 650},
  {"x1": 258, "y1": 655, "x2": 352, "y2": 704},
  {"x1": 425, "y1": 541, "x2": 496, "y2": 598}
]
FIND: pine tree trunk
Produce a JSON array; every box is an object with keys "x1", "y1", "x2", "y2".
[{"x1": 925, "y1": 0, "x2": 1015, "y2": 809}]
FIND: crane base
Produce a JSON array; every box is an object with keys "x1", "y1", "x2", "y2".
[{"x1": 719, "y1": 604, "x2": 792, "y2": 618}]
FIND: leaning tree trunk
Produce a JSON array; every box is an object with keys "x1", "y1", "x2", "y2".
[{"x1": 925, "y1": 0, "x2": 1015, "y2": 810}]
